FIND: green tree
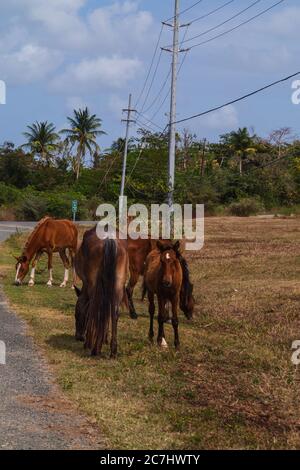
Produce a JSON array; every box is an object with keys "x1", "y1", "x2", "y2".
[
  {"x1": 61, "y1": 107, "x2": 106, "y2": 180},
  {"x1": 222, "y1": 127, "x2": 257, "y2": 175},
  {"x1": 22, "y1": 121, "x2": 60, "y2": 166}
]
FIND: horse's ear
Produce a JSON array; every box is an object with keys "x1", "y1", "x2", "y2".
[
  {"x1": 173, "y1": 240, "x2": 181, "y2": 252},
  {"x1": 74, "y1": 286, "x2": 81, "y2": 298},
  {"x1": 156, "y1": 241, "x2": 165, "y2": 252}
]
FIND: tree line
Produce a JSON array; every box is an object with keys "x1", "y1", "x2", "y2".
[{"x1": 1, "y1": 107, "x2": 300, "y2": 220}]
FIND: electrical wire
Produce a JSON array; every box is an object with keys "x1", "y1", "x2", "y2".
[
  {"x1": 189, "y1": 0, "x2": 236, "y2": 25},
  {"x1": 188, "y1": 0, "x2": 284, "y2": 50},
  {"x1": 134, "y1": 24, "x2": 164, "y2": 109},
  {"x1": 172, "y1": 70, "x2": 300, "y2": 125},
  {"x1": 165, "y1": 0, "x2": 205, "y2": 23},
  {"x1": 175, "y1": 0, "x2": 263, "y2": 46}
]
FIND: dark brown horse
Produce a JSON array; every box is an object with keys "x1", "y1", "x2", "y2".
[
  {"x1": 74, "y1": 227, "x2": 128, "y2": 357},
  {"x1": 143, "y1": 241, "x2": 183, "y2": 350},
  {"x1": 127, "y1": 237, "x2": 194, "y2": 319},
  {"x1": 15, "y1": 217, "x2": 78, "y2": 287}
]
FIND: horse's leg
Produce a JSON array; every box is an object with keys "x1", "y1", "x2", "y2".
[
  {"x1": 46, "y1": 250, "x2": 53, "y2": 287},
  {"x1": 59, "y1": 249, "x2": 70, "y2": 288},
  {"x1": 28, "y1": 252, "x2": 42, "y2": 286},
  {"x1": 126, "y1": 270, "x2": 139, "y2": 319},
  {"x1": 69, "y1": 248, "x2": 77, "y2": 289},
  {"x1": 148, "y1": 291, "x2": 155, "y2": 343},
  {"x1": 110, "y1": 309, "x2": 119, "y2": 359},
  {"x1": 157, "y1": 297, "x2": 167, "y2": 348},
  {"x1": 171, "y1": 295, "x2": 180, "y2": 351}
]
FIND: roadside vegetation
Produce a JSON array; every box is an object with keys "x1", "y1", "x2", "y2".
[
  {"x1": 1, "y1": 218, "x2": 300, "y2": 449},
  {"x1": 1, "y1": 110, "x2": 300, "y2": 220}
]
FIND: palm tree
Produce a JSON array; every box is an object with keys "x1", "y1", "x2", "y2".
[
  {"x1": 22, "y1": 121, "x2": 60, "y2": 166},
  {"x1": 61, "y1": 107, "x2": 106, "y2": 180},
  {"x1": 224, "y1": 127, "x2": 257, "y2": 175}
]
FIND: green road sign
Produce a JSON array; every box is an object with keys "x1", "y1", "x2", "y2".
[{"x1": 72, "y1": 200, "x2": 78, "y2": 213}]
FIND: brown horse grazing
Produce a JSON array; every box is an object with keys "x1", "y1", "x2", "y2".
[
  {"x1": 74, "y1": 227, "x2": 128, "y2": 358},
  {"x1": 127, "y1": 238, "x2": 195, "y2": 320},
  {"x1": 15, "y1": 217, "x2": 78, "y2": 288},
  {"x1": 143, "y1": 241, "x2": 184, "y2": 350}
]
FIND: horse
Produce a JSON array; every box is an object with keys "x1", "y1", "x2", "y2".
[
  {"x1": 74, "y1": 227, "x2": 129, "y2": 358},
  {"x1": 14, "y1": 217, "x2": 78, "y2": 288},
  {"x1": 143, "y1": 240, "x2": 184, "y2": 350},
  {"x1": 127, "y1": 237, "x2": 195, "y2": 320}
]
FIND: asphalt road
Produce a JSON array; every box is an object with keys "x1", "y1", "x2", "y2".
[
  {"x1": 0, "y1": 223, "x2": 104, "y2": 450},
  {"x1": 0, "y1": 222, "x2": 35, "y2": 242}
]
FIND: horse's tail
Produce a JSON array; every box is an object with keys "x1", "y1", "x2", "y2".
[
  {"x1": 178, "y1": 254, "x2": 193, "y2": 305},
  {"x1": 85, "y1": 239, "x2": 117, "y2": 355}
]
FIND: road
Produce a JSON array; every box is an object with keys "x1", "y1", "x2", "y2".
[
  {"x1": 0, "y1": 222, "x2": 104, "y2": 450},
  {"x1": 0, "y1": 222, "x2": 35, "y2": 242}
]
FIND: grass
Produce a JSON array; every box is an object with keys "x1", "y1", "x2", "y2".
[{"x1": 1, "y1": 217, "x2": 300, "y2": 449}]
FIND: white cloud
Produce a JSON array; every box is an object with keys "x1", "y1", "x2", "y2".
[
  {"x1": 202, "y1": 105, "x2": 239, "y2": 130},
  {"x1": 51, "y1": 55, "x2": 142, "y2": 93},
  {"x1": 0, "y1": 44, "x2": 63, "y2": 84}
]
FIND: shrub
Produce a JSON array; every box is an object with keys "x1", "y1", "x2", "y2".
[{"x1": 228, "y1": 198, "x2": 264, "y2": 217}]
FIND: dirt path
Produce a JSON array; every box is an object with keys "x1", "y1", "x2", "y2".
[{"x1": 0, "y1": 290, "x2": 105, "y2": 450}]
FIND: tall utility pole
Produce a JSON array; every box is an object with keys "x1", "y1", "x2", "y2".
[
  {"x1": 167, "y1": 0, "x2": 180, "y2": 209},
  {"x1": 120, "y1": 93, "x2": 136, "y2": 214}
]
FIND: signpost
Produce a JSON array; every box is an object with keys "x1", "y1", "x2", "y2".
[{"x1": 72, "y1": 200, "x2": 78, "y2": 222}]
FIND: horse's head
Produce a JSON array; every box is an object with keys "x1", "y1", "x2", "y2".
[
  {"x1": 157, "y1": 240, "x2": 181, "y2": 289},
  {"x1": 14, "y1": 255, "x2": 30, "y2": 285}
]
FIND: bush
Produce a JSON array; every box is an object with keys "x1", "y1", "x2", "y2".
[{"x1": 228, "y1": 198, "x2": 264, "y2": 217}]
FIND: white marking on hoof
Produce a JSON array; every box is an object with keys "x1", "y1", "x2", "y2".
[
  {"x1": 161, "y1": 338, "x2": 168, "y2": 349},
  {"x1": 60, "y1": 282, "x2": 67, "y2": 288},
  {"x1": 28, "y1": 279, "x2": 35, "y2": 287},
  {"x1": 71, "y1": 285, "x2": 75, "y2": 290},
  {"x1": 47, "y1": 280, "x2": 53, "y2": 287}
]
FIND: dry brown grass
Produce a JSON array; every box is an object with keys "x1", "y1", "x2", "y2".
[{"x1": 1, "y1": 217, "x2": 300, "y2": 449}]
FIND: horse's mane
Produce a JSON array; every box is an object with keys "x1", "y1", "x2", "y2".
[{"x1": 23, "y1": 216, "x2": 52, "y2": 253}]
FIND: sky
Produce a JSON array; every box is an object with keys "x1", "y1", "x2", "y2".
[{"x1": 0, "y1": 0, "x2": 300, "y2": 150}]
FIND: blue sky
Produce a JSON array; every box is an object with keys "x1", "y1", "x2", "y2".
[{"x1": 0, "y1": 0, "x2": 299, "y2": 151}]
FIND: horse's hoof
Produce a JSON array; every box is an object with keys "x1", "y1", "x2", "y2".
[
  {"x1": 159, "y1": 338, "x2": 168, "y2": 349},
  {"x1": 47, "y1": 282, "x2": 53, "y2": 287},
  {"x1": 28, "y1": 281, "x2": 34, "y2": 287},
  {"x1": 60, "y1": 283, "x2": 67, "y2": 288},
  {"x1": 71, "y1": 285, "x2": 75, "y2": 290}
]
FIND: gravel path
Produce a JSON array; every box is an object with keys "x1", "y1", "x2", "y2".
[{"x1": 0, "y1": 291, "x2": 104, "y2": 450}]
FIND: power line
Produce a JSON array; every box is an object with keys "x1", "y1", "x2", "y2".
[
  {"x1": 189, "y1": 0, "x2": 236, "y2": 25},
  {"x1": 150, "y1": 47, "x2": 189, "y2": 122},
  {"x1": 136, "y1": 111, "x2": 164, "y2": 131},
  {"x1": 188, "y1": 0, "x2": 284, "y2": 50},
  {"x1": 139, "y1": 49, "x2": 163, "y2": 114},
  {"x1": 175, "y1": 0, "x2": 263, "y2": 46},
  {"x1": 134, "y1": 24, "x2": 164, "y2": 109},
  {"x1": 142, "y1": 66, "x2": 171, "y2": 115},
  {"x1": 173, "y1": 70, "x2": 300, "y2": 125},
  {"x1": 165, "y1": 0, "x2": 205, "y2": 22},
  {"x1": 144, "y1": 25, "x2": 191, "y2": 124}
]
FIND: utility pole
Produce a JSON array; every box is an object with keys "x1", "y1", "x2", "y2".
[
  {"x1": 167, "y1": 0, "x2": 180, "y2": 209},
  {"x1": 120, "y1": 93, "x2": 136, "y2": 215}
]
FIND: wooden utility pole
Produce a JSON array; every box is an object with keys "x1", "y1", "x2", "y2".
[{"x1": 120, "y1": 93, "x2": 136, "y2": 215}]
